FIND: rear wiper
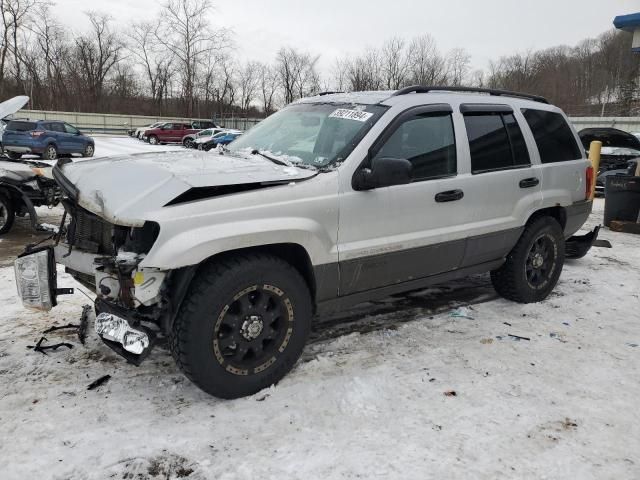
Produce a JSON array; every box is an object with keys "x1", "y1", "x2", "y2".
[{"x1": 251, "y1": 149, "x2": 289, "y2": 166}]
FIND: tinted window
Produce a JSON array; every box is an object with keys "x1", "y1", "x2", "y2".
[
  {"x1": 64, "y1": 123, "x2": 79, "y2": 134},
  {"x1": 6, "y1": 121, "x2": 36, "y2": 131},
  {"x1": 503, "y1": 114, "x2": 530, "y2": 166},
  {"x1": 48, "y1": 123, "x2": 65, "y2": 133},
  {"x1": 374, "y1": 113, "x2": 457, "y2": 181},
  {"x1": 464, "y1": 114, "x2": 513, "y2": 172},
  {"x1": 521, "y1": 109, "x2": 582, "y2": 163}
]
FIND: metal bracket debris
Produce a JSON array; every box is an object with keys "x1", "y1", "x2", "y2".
[
  {"x1": 87, "y1": 374, "x2": 111, "y2": 391},
  {"x1": 27, "y1": 337, "x2": 73, "y2": 355}
]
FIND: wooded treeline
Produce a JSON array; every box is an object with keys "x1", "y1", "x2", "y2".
[{"x1": 0, "y1": 0, "x2": 638, "y2": 118}]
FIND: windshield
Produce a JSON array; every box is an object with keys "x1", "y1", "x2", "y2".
[{"x1": 228, "y1": 102, "x2": 387, "y2": 168}]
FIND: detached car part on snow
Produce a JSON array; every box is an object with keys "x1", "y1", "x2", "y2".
[{"x1": 16, "y1": 86, "x2": 600, "y2": 399}]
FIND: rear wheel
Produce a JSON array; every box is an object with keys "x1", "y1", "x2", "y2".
[
  {"x1": 170, "y1": 254, "x2": 312, "y2": 399},
  {"x1": 148, "y1": 135, "x2": 159, "y2": 145},
  {"x1": 0, "y1": 192, "x2": 15, "y2": 235},
  {"x1": 491, "y1": 216, "x2": 565, "y2": 303},
  {"x1": 43, "y1": 144, "x2": 58, "y2": 160}
]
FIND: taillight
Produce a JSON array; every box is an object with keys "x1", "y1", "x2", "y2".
[
  {"x1": 585, "y1": 166, "x2": 594, "y2": 200},
  {"x1": 30, "y1": 131, "x2": 44, "y2": 138}
]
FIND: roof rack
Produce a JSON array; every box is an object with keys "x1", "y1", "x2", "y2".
[
  {"x1": 317, "y1": 91, "x2": 344, "y2": 96},
  {"x1": 391, "y1": 85, "x2": 549, "y2": 104}
]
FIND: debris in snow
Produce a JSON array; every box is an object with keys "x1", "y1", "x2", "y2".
[
  {"x1": 87, "y1": 375, "x2": 111, "y2": 391},
  {"x1": 480, "y1": 338, "x2": 494, "y2": 344},
  {"x1": 256, "y1": 394, "x2": 270, "y2": 402},
  {"x1": 503, "y1": 321, "x2": 512, "y2": 326},
  {"x1": 27, "y1": 337, "x2": 73, "y2": 355},
  {"x1": 550, "y1": 332, "x2": 568, "y2": 343},
  {"x1": 42, "y1": 323, "x2": 80, "y2": 334},
  {"x1": 36, "y1": 223, "x2": 60, "y2": 234},
  {"x1": 626, "y1": 343, "x2": 638, "y2": 348},
  {"x1": 508, "y1": 334, "x2": 531, "y2": 342},
  {"x1": 450, "y1": 307, "x2": 474, "y2": 320},
  {"x1": 39, "y1": 305, "x2": 90, "y2": 345},
  {"x1": 444, "y1": 390, "x2": 457, "y2": 397}
]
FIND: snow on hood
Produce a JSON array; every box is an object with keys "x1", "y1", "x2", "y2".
[
  {"x1": 57, "y1": 150, "x2": 316, "y2": 226},
  {"x1": 0, "y1": 95, "x2": 29, "y2": 119}
]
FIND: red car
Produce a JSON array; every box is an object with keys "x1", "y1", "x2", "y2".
[{"x1": 144, "y1": 122, "x2": 199, "y2": 145}]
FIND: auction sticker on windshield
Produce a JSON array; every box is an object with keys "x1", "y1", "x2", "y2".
[{"x1": 329, "y1": 109, "x2": 374, "y2": 122}]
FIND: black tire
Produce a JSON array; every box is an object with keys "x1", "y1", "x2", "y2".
[
  {"x1": 148, "y1": 135, "x2": 158, "y2": 145},
  {"x1": 83, "y1": 143, "x2": 95, "y2": 157},
  {"x1": 0, "y1": 192, "x2": 15, "y2": 235},
  {"x1": 183, "y1": 138, "x2": 194, "y2": 148},
  {"x1": 43, "y1": 144, "x2": 58, "y2": 160},
  {"x1": 170, "y1": 254, "x2": 312, "y2": 399},
  {"x1": 491, "y1": 216, "x2": 565, "y2": 303},
  {"x1": 7, "y1": 151, "x2": 22, "y2": 160}
]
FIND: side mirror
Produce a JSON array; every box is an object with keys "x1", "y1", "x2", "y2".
[{"x1": 353, "y1": 157, "x2": 412, "y2": 191}]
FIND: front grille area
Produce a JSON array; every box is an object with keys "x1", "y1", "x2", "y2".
[{"x1": 68, "y1": 208, "x2": 115, "y2": 254}]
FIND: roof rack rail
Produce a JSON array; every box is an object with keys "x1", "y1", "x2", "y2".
[
  {"x1": 317, "y1": 91, "x2": 344, "y2": 96},
  {"x1": 391, "y1": 85, "x2": 549, "y2": 104}
]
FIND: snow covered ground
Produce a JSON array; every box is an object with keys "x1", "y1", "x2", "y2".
[{"x1": 0, "y1": 170, "x2": 639, "y2": 477}]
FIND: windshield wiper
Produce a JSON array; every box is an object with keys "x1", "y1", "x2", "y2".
[{"x1": 251, "y1": 149, "x2": 289, "y2": 166}]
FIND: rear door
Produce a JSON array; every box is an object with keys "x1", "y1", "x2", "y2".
[
  {"x1": 47, "y1": 122, "x2": 68, "y2": 151},
  {"x1": 63, "y1": 123, "x2": 85, "y2": 153},
  {"x1": 456, "y1": 104, "x2": 542, "y2": 267}
]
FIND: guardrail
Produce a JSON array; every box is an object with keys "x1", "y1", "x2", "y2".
[
  {"x1": 16, "y1": 109, "x2": 264, "y2": 134},
  {"x1": 13, "y1": 110, "x2": 640, "y2": 136}
]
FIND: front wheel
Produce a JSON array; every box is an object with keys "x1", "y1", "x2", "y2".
[
  {"x1": 491, "y1": 216, "x2": 565, "y2": 303},
  {"x1": 170, "y1": 254, "x2": 312, "y2": 399},
  {"x1": 148, "y1": 135, "x2": 158, "y2": 145},
  {"x1": 183, "y1": 138, "x2": 194, "y2": 148},
  {"x1": 83, "y1": 143, "x2": 95, "y2": 157},
  {"x1": 0, "y1": 192, "x2": 15, "y2": 235}
]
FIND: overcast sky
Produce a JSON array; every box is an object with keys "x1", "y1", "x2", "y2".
[{"x1": 57, "y1": 0, "x2": 638, "y2": 74}]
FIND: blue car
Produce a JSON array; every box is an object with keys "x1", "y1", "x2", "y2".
[
  {"x1": 2, "y1": 120, "x2": 95, "y2": 160},
  {"x1": 199, "y1": 131, "x2": 242, "y2": 151}
]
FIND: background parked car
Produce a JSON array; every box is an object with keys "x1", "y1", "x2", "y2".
[
  {"x1": 184, "y1": 128, "x2": 230, "y2": 148},
  {"x1": 579, "y1": 127, "x2": 640, "y2": 196},
  {"x1": 199, "y1": 131, "x2": 242, "y2": 151},
  {"x1": 191, "y1": 120, "x2": 217, "y2": 130},
  {"x1": 2, "y1": 120, "x2": 94, "y2": 160},
  {"x1": 144, "y1": 122, "x2": 200, "y2": 145},
  {"x1": 134, "y1": 122, "x2": 164, "y2": 139}
]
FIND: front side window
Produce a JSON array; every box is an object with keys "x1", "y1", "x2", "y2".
[
  {"x1": 521, "y1": 109, "x2": 582, "y2": 163},
  {"x1": 64, "y1": 123, "x2": 79, "y2": 134},
  {"x1": 49, "y1": 123, "x2": 65, "y2": 133},
  {"x1": 229, "y1": 103, "x2": 388, "y2": 168},
  {"x1": 464, "y1": 112, "x2": 530, "y2": 173},
  {"x1": 373, "y1": 113, "x2": 457, "y2": 181}
]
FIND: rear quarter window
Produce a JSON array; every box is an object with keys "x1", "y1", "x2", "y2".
[
  {"x1": 6, "y1": 121, "x2": 37, "y2": 131},
  {"x1": 521, "y1": 109, "x2": 582, "y2": 163}
]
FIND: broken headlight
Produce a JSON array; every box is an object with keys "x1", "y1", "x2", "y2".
[
  {"x1": 95, "y1": 312, "x2": 150, "y2": 355},
  {"x1": 14, "y1": 247, "x2": 57, "y2": 311}
]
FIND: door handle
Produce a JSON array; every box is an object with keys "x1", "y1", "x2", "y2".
[
  {"x1": 519, "y1": 177, "x2": 540, "y2": 188},
  {"x1": 435, "y1": 189, "x2": 464, "y2": 202}
]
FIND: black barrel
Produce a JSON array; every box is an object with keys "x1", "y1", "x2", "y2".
[{"x1": 604, "y1": 176, "x2": 640, "y2": 227}]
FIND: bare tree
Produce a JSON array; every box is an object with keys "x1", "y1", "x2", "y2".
[
  {"x1": 155, "y1": 0, "x2": 231, "y2": 116},
  {"x1": 406, "y1": 34, "x2": 446, "y2": 85},
  {"x1": 445, "y1": 48, "x2": 471, "y2": 86},
  {"x1": 258, "y1": 63, "x2": 278, "y2": 114},
  {"x1": 381, "y1": 36, "x2": 408, "y2": 89},
  {"x1": 68, "y1": 12, "x2": 124, "y2": 110},
  {"x1": 238, "y1": 60, "x2": 260, "y2": 112},
  {"x1": 276, "y1": 46, "x2": 319, "y2": 103}
]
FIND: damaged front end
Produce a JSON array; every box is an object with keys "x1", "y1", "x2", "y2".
[{"x1": 15, "y1": 166, "x2": 175, "y2": 364}]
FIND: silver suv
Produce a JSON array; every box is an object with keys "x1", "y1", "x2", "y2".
[{"x1": 15, "y1": 87, "x2": 595, "y2": 398}]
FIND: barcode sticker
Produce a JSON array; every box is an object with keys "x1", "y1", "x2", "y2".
[{"x1": 329, "y1": 109, "x2": 374, "y2": 122}]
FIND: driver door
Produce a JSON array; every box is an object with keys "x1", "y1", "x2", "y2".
[{"x1": 337, "y1": 105, "x2": 473, "y2": 296}]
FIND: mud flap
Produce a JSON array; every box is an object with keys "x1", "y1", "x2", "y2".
[{"x1": 566, "y1": 226, "x2": 607, "y2": 259}]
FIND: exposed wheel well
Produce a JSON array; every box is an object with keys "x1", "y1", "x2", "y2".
[
  {"x1": 200, "y1": 243, "x2": 317, "y2": 300},
  {"x1": 527, "y1": 206, "x2": 566, "y2": 231}
]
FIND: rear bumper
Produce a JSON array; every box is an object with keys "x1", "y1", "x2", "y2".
[
  {"x1": 564, "y1": 200, "x2": 593, "y2": 238},
  {"x1": 4, "y1": 145, "x2": 42, "y2": 154}
]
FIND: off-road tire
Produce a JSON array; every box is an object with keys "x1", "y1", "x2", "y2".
[
  {"x1": 0, "y1": 192, "x2": 15, "y2": 235},
  {"x1": 148, "y1": 135, "x2": 159, "y2": 145},
  {"x1": 491, "y1": 216, "x2": 565, "y2": 303},
  {"x1": 170, "y1": 254, "x2": 313, "y2": 399},
  {"x1": 43, "y1": 144, "x2": 58, "y2": 160}
]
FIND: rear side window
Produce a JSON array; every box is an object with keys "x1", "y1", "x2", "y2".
[
  {"x1": 48, "y1": 123, "x2": 65, "y2": 133},
  {"x1": 373, "y1": 113, "x2": 457, "y2": 181},
  {"x1": 463, "y1": 113, "x2": 530, "y2": 173},
  {"x1": 6, "y1": 121, "x2": 36, "y2": 131},
  {"x1": 521, "y1": 109, "x2": 582, "y2": 163}
]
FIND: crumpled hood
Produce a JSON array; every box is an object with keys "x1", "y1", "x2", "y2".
[{"x1": 56, "y1": 150, "x2": 316, "y2": 226}]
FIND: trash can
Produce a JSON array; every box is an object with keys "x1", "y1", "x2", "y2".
[{"x1": 604, "y1": 176, "x2": 640, "y2": 227}]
